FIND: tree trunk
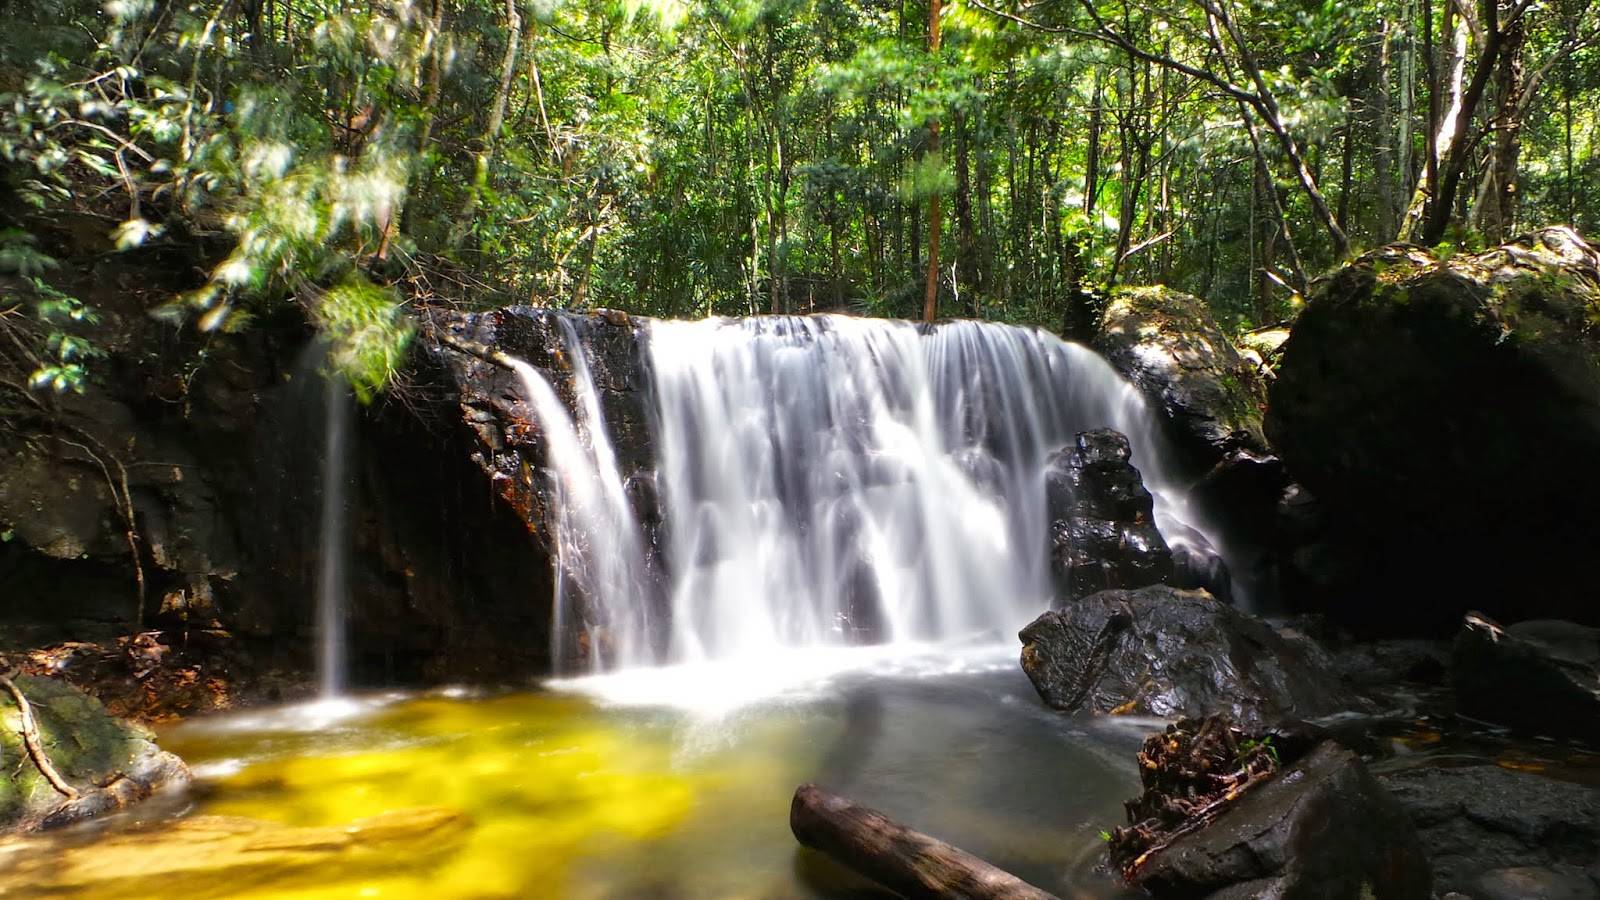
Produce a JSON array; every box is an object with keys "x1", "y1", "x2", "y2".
[
  {"x1": 1484, "y1": 11, "x2": 1525, "y2": 241},
  {"x1": 1375, "y1": 19, "x2": 1399, "y2": 239},
  {"x1": 1336, "y1": 114, "x2": 1355, "y2": 235},
  {"x1": 1085, "y1": 70, "x2": 1102, "y2": 217},
  {"x1": 1204, "y1": 0, "x2": 1351, "y2": 258},
  {"x1": 975, "y1": 105, "x2": 995, "y2": 298},
  {"x1": 790, "y1": 784, "x2": 1059, "y2": 900},
  {"x1": 923, "y1": 0, "x2": 943, "y2": 323},
  {"x1": 954, "y1": 109, "x2": 977, "y2": 315},
  {"x1": 1398, "y1": 0, "x2": 1417, "y2": 212}
]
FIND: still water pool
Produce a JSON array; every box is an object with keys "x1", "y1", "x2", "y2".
[{"x1": 0, "y1": 646, "x2": 1145, "y2": 899}]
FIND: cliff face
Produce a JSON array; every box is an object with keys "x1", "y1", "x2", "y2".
[
  {"x1": 0, "y1": 208, "x2": 653, "y2": 684},
  {"x1": 355, "y1": 307, "x2": 663, "y2": 680}
]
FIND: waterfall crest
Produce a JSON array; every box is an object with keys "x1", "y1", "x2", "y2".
[{"x1": 517, "y1": 314, "x2": 1216, "y2": 672}]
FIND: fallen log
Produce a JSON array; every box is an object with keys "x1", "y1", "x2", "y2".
[{"x1": 790, "y1": 783, "x2": 1060, "y2": 900}]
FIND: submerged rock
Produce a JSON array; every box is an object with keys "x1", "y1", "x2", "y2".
[
  {"x1": 1043, "y1": 430, "x2": 1173, "y2": 602},
  {"x1": 0, "y1": 674, "x2": 190, "y2": 832},
  {"x1": 1463, "y1": 866, "x2": 1600, "y2": 900},
  {"x1": 1380, "y1": 764, "x2": 1600, "y2": 894},
  {"x1": 1093, "y1": 285, "x2": 1270, "y2": 472},
  {"x1": 1017, "y1": 585, "x2": 1355, "y2": 728},
  {"x1": 1130, "y1": 740, "x2": 1432, "y2": 899},
  {"x1": 1451, "y1": 614, "x2": 1600, "y2": 745},
  {"x1": 1266, "y1": 227, "x2": 1600, "y2": 629},
  {"x1": 0, "y1": 807, "x2": 469, "y2": 896}
]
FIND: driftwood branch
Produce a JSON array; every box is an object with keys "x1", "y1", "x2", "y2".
[
  {"x1": 790, "y1": 783, "x2": 1059, "y2": 900},
  {"x1": 0, "y1": 672, "x2": 80, "y2": 800},
  {"x1": 430, "y1": 328, "x2": 524, "y2": 371}
]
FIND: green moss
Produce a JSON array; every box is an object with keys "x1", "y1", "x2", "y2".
[{"x1": 0, "y1": 676, "x2": 157, "y2": 827}]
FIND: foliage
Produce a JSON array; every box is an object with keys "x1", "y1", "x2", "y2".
[
  {"x1": 0, "y1": 0, "x2": 1596, "y2": 403},
  {"x1": 27, "y1": 278, "x2": 102, "y2": 394}
]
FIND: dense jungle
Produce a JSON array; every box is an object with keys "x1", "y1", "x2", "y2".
[{"x1": 1, "y1": 0, "x2": 1599, "y2": 897}]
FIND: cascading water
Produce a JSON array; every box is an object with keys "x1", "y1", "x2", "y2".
[
  {"x1": 506, "y1": 331, "x2": 653, "y2": 673},
  {"x1": 317, "y1": 367, "x2": 350, "y2": 697},
  {"x1": 517, "y1": 314, "x2": 1220, "y2": 675}
]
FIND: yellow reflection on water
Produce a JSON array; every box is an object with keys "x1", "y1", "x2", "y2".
[{"x1": 0, "y1": 690, "x2": 838, "y2": 900}]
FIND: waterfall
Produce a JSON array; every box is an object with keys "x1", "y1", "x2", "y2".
[
  {"x1": 506, "y1": 340, "x2": 653, "y2": 673},
  {"x1": 517, "y1": 314, "x2": 1216, "y2": 673},
  {"x1": 317, "y1": 368, "x2": 350, "y2": 697}
]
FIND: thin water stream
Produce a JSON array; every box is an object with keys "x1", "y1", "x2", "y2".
[{"x1": 318, "y1": 369, "x2": 350, "y2": 698}]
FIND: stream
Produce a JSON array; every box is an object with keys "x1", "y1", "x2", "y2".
[{"x1": 0, "y1": 646, "x2": 1145, "y2": 899}]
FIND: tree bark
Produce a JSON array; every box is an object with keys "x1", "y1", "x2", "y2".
[
  {"x1": 1375, "y1": 19, "x2": 1399, "y2": 239},
  {"x1": 790, "y1": 784, "x2": 1059, "y2": 900},
  {"x1": 1202, "y1": 0, "x2": 1351, "y2": 258},
  {"x1": 954, "y1": 109, "x2": 977, "y2": 315},
  {"x1": 1483, "y1": 10, "x2": 1525, "y2": 241},
  {"x1": 923, "y1": 0, "x2": 943, "y2": 324}
]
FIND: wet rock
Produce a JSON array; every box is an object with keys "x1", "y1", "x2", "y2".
[
  {"x1": 0, "y1": 674, "x2": 190, "y2": 832},
  {"x1": 1187, "y1": 448, "x2": 1286, "y2": 604},
  {"x1": 1164, "y1": 522, "x2": 1232, "y2": 604},
  {"x1": 352, "y1": 306, "x2": 667, "y2": 679},
  {"x1": 1331, "y1": 638, "x2": 1450, "y2": 689},
  {"x1": 1467, "y1": 866, "x2": 1600, "y2": 900},
  {"x1": 1451, "y1": 614, "x2": 1600, "y2": 745},
  {"x1": 1130, "y1": 741, "x2": 1432, "y2": 899},
  {"x1": 1092, "y1": 286, "x2": 1278, "y2": 604},
  {"x1": 0, "y1": 807, "x2": 469, "y2": 895},
  {"x1": 1043, "y1": 429, "x2": 1173, "y2": 603},
  {"x1": 1266, "y1": 228, "x2": 1600, "y2": 630},
  {"x1": 1093, "y1": 285, "x2": 1270, "y2": 474},
  {"x1": 1379, "y1": 764, "x2": 1600, "y2": 894},
  {"x1": 1018, "y1": 585, "x2": 1356, "y2": 728}
]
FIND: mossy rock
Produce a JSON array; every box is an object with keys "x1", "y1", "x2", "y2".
[
  {"x1": 1266, "y1": 226, "x2": 1600, "y2": 629},
  {"x1": 1094, "y1": 285, "x2": 1269, "y2": 474},
  {"x1": 0, "y1": 674, "x2": 189, "y2": 831}
]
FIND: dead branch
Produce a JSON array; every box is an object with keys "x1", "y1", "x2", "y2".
[{"x1": 0, "y1": 671, "x2": 80, "y2": 800}]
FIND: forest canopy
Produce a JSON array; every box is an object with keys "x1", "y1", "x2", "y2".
[{"x1": 3, "y1": 0, "x2": 1596, "y2": 394}]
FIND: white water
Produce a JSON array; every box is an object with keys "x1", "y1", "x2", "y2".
[
  {"x1": 317, "y1": 370, "x2": 350, "y2": 697},
  {"x1": 506, "y1": 345, "x2": 653, "y2": 672},
  {"x1": 514, "y1": 314, "x2": 1217, "y2": 683}
]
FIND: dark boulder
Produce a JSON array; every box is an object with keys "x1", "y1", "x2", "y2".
[
  {"x1": 1380, "y1": 764, "x2": 1600, "y2": 894},
  {"x1": 1461, "y1": 866, "x2": 1600, "y2": 900},
  {"x1": 1094, "y1": 285, "x2": 1270, "y2": 471},
  {"x1": 1266, "y1": 228, "x2": 1600, "y2": 630},
  {"x1": 1131, "y1": 741, "x2": 1432, "y2": 899},
  {"x1": 1043, "y1": 429, "x2": 1174, "y2": 602},
  {"x1": 1451, "y1": 614, "x2": 1600, "y2": 745},
  {"x1": 1017, "y1": 585, "x2": 1357, "y2": 728}
]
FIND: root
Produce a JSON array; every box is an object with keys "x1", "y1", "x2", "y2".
[
  {"x1": 0, "y1": 670, "x2": 80, "y2": 800},
  {"x1": 54, "y1": 435, "x2": 146, "y2": 628},
  {"x1": 1107, "y1": 715, "x2": 1283, "y2": 882}
]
